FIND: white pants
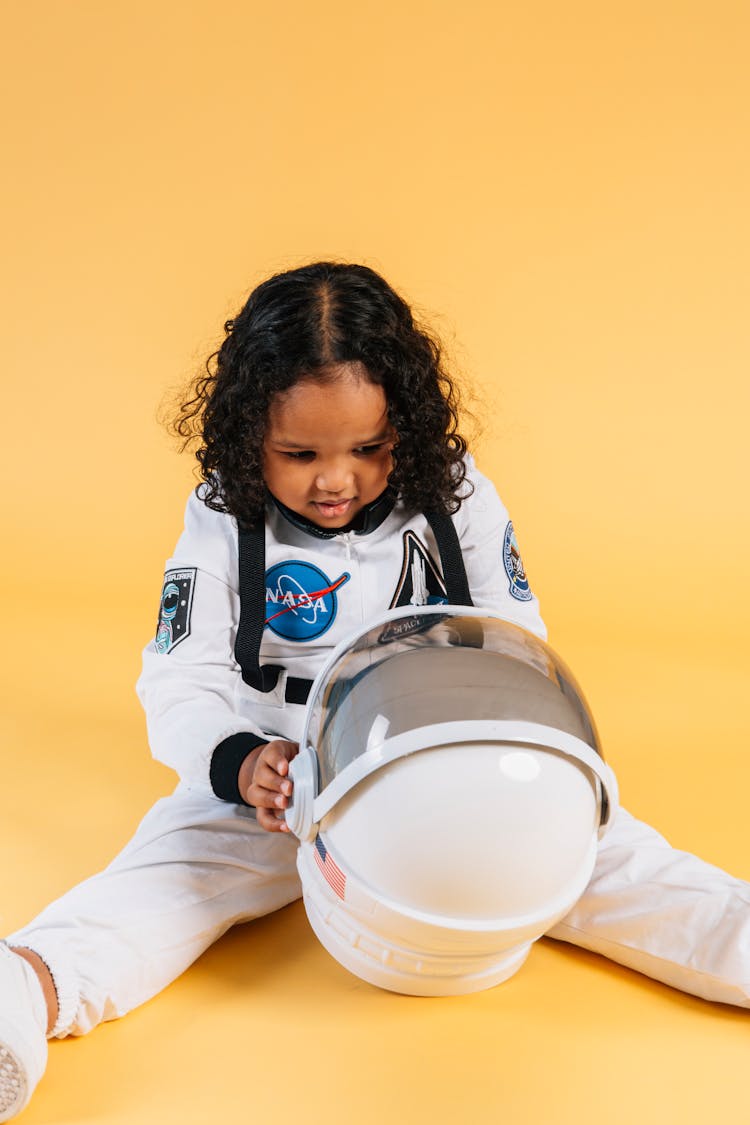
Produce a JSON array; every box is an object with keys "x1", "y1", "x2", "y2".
[{"x1": 7, "y1": 786, "x2": 750, "y2": 1035}]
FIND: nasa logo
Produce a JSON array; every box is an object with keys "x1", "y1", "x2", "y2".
[
  {"x1": 155, "y1": 568, "x2": 196, "y2": 653},
  {"x1": 502, "y1": 522, "x2": 533, "y2": 602},
  {"x1": 265, "y1": 560, "x2": 351, "y2": 641}
]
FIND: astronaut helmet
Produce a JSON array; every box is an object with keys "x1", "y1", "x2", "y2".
[{"x1": 285, "y1": 606, "x2": 618, "y2": 997}]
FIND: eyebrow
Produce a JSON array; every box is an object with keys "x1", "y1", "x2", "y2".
[{"x1": 269, "y1": 427, "x2": 392, "y2": 449}]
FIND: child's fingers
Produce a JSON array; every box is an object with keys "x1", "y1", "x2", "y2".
[
  {"x1": 253, "y1": 758, "x2": 294, "y2": 797},
  {"x1": 246, "y1": 740, "x2": 298, "y2": 810},
  {"x1": 241, "y1": 740, "x2": 300, "y2": 828},
  {"x1": 263, "y1": 739, "x2": 299, "y2": 775},
  {"x1": 257, "y1": 740, "x2": 298, "y2": 794},
  {"x1": 247, "y1": 770, "x2": 288, "y2": 806},
  {"x1": 256, "y1": 806, "x2": 292, "y2": 833}
]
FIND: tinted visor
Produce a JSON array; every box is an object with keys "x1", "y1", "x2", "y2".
[{"x1": 304, "y1": 610, "x2": 601, "y2": 795}]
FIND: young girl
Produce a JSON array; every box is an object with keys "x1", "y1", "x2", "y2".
[{"x1": 1, "y1": 261, "x2": 749, "y2": 1121}]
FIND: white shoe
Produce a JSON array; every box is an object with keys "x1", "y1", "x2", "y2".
[{"x1": 0, "y1": 945, "x2": 48, "y2": 1122}]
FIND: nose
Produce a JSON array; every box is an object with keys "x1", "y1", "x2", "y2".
[{"x1": 315, "y1": 459, "x2": 354, "y2": 494}]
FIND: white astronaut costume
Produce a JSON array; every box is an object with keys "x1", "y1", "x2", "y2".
[{"x1": 7, "y1": 458, "x2": 750, "y2": 1035}]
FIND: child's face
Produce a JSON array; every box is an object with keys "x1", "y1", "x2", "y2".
[{"x1": 263, "y1": 365, "x2": 396, "y2": 529}]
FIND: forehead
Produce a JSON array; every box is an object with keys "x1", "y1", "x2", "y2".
[{"x1": 266, "y1": 373, "x2": 389, "y2": 443}]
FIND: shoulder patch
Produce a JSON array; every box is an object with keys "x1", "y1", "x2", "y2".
[
  {"x1": 155, "y1": 568, "x2": 197, "y2": 653},
  {"x1": 502, "y1": 522, "x2": 533, "y2": 602},
  {"x1": 390, "y1": 530, "x2": 448, "y2": 609},
  {"x1": 264, "y1": 560, "x2": 350, "y2": 642}
]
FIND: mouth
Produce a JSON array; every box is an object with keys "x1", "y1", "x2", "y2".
[{"x1": 311, "y1": 498, "x2": 355, "y2": 519}]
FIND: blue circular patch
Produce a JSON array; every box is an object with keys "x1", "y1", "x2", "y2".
[
  {"x1": 502, "y1": 522, "x2": 533, "y2": 602},
  {"x1": 265, "y1": 560, "x2": 350, "y2": 641}
]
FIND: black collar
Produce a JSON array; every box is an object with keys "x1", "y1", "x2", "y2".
[{"x1": 268, "y1": 488, "x2": 396, "y2": 539}]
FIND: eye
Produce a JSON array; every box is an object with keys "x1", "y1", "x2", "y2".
[
  {"x1": 281, "y1": 450, "x2": 315, "y2": 461},
  {"x1": 354, "y1": 442, "x2": 387, "y2": 456}
]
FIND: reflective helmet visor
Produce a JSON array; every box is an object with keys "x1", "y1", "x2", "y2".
[{"x1": 303, "y1": 610, "x2": 602, "y2": 796}]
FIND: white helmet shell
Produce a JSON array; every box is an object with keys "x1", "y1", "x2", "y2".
[{"x1": 287, "y1": 607, "x2": 618, "y2": 996}]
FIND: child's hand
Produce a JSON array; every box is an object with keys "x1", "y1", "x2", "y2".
[{"x1": 239, "y1": 740, "x2": 299, "y2": 833}]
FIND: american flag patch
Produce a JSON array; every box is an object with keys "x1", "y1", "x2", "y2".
[{"x1": 314, "y1": 835, "x2": 347, "y2": 900}]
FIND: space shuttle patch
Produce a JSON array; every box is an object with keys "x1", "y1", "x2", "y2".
[
  {"x1": 389, "y1": 530, "x2": 448, "y2": 609},
  {"x1": 155, "y1": 568, "x2": 196, "y2": 654}
]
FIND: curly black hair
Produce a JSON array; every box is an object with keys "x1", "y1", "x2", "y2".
[{"x1": 172, "y1": 262, "x2": 471, "y2": 527}]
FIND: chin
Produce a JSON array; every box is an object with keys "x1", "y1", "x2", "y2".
[{"x1": 313, "y1": 513, "x2": 356, "y2": 528}]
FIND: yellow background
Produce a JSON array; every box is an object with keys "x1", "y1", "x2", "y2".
[{"x1": 1, "y1": 2, "x2": 749, "y2": 1122}]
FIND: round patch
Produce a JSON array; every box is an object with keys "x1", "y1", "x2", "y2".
[
  {"x1": 265, "y1": 560, "x2": 350, "y2": 641},
  {"x1": 502, "y1": 522, "x2": 533, "y2": 602}
]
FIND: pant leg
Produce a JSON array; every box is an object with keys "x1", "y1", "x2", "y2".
[
  {"x1": 5, "y1": 783, "x2": 301, "y2": 1037},
  {"x1": 546, "y1": 806, "x2": 750, "y2": 1006}
]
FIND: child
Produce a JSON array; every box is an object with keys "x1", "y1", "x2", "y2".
[{"x1": 1, "y1": 261, "x2": 748, "y2": 1121}]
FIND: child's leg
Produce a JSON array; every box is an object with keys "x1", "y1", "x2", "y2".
[
  {"x1": 546, "y1": 807, "x2": 750, "y2": 1006},
  {"x1": 11, "y1": 950, "x2": 56, "y2": 1033},
  {"x1": 4, "y1": 783, "x2": 300, "y2": 1037}
]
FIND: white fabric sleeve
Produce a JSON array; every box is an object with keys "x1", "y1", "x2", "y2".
[
  {"x1": 135, "y1": 491, "x2": 272, "y2": 791},
  {"x1": 455, "y1": 457, "x2": 547, "y2": 640}
]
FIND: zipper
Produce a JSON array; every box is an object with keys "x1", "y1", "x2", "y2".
[{"x1": 337, "y1": 531, "x2": 356, "y2": 561}]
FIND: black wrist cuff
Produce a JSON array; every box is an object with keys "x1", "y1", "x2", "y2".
[{"x1": 209, "y1": 732, "x2": 268, "y2": 805}]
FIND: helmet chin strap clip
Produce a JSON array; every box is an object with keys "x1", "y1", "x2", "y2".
[{"x1": 286, "y1": 746, "x2": 318, "y2": 842}]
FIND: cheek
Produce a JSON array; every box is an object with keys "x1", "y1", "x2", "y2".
[
  {"x1": 370, "y1": 449, "x2": 395, "y2": 482},
  {"x1": 263, "y1": 455, "x2": 292, "y2": 493},
  {"x1": 261, "y1": 456, "x2": 275, "y2": 487},
  {"x1": 273, "y1": 461, "x2": 315, "y2": 496}
]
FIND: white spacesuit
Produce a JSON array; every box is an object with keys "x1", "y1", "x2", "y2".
[
  {"x1": 6, "y1": 458, "x2": 750, "y2": 1036},
  {"x1": 137, "y1": 456, "x2": 547, "y2": 796}
]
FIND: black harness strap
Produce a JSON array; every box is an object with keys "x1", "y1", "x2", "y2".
[
  {"x1": 235, "y1": 520, "x2": 284, "y2": 693},
  {"x1": 424, "y1": 508, "x2": 474, "y2": 607},
  {"x1": 235, "y1": 509, "x2": 472, "y2": 703},
  {"x1": 235, "y1": 520, "x2": 318, "y2": 701}
]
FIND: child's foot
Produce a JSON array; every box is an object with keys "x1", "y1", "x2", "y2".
[{"x1": 0, "y1": 945, "x2": 48, "y2": 1122}]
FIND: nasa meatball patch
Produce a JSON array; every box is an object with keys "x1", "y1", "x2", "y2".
[
  {"x1": 502, "y1": 522, "x2": 533, "y2": 602},
  {"x1": 155, "y1": 568, "x2": 196, "y2": 654},
  {"x1": 264, "y1": 560, "x2": 350, "y2": 642}
]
